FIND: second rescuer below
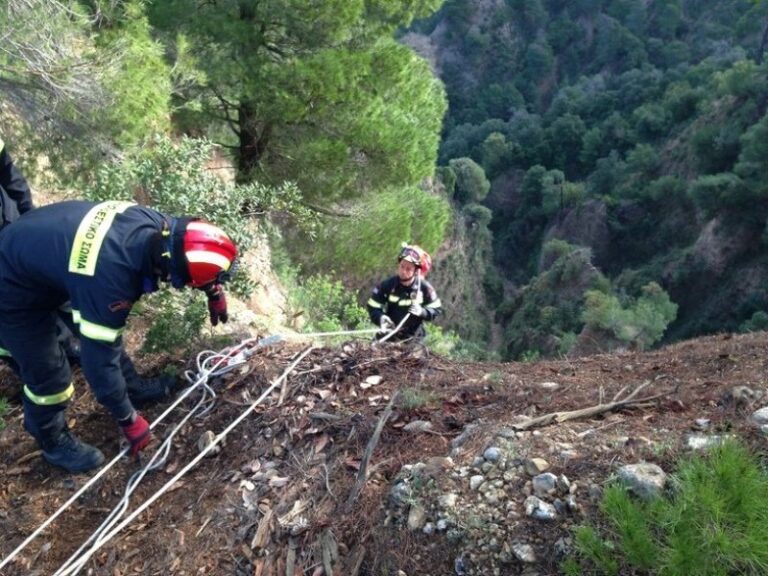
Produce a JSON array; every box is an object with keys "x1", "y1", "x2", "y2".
[{"x1": 366, "y1": 244, "x2": 442, "y2": 342}]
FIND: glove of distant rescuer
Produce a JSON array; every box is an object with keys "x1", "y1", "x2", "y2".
[
  {"x1": 119, "y1": 412, "x2": 151, "y2": 456},
  {"x1": 205, "y1": 283, "x2": 228, "y2": 326},
  {"x1": 408, "y1": 302, "x2": 427, "y2": 318},
  {"x1": 379, "y1": 314, "x2": 395, "y2": 332}
]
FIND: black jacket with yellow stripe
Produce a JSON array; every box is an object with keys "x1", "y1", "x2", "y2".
[
  {"x1": 0, "y1": 200, "x2": 168, "y2": 419},
  {"x1": 367, "y1": 276, "x2": 442, "y2": 339}
]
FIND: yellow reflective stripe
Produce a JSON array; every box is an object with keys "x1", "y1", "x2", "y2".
[
  {"x1": 397, "y1": 300, "x2": 412, "y2": 306},
  {"x1": 367, "y1": 298, "x2": 382, "y2": 309},
  {"x1": 0, "y1": 346, "x2": 12, "y2": 357},
  {"x1": 426, "y1": 299, "x2": 442, "y2": 309},
  {"x1": 71, "y1": 309, "x2": 123, "y2": 342},
  {"x1": 24, "y1": 383, "x2": 75, "y2": 406},
  {"x1": 78, "y1": 319, "x2": 122, "y2": 342},
  {"x1": 0, "y1": 137, "x2": 4, "y2": 153},
  {"x1": 186, "y1": 250, "x2": 232, "y2": 271},
  {"x1": 68, "y1": 201, "x2": 135, "y2": 276},
  {"x1": 388, "y1": 295, "x2": 400, "y2": 303}
]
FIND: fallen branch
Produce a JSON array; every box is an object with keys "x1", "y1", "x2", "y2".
[
  {"x1": 513, "y1": 380, "x2": 675, "y2": 431},
  {"x1": 344, "y1": 390, "x2": 400, "y2": 511}
]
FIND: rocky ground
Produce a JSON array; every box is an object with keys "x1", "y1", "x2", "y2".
[{"x1": 1, "y1": 330, "x2": 768, "y2": 576}]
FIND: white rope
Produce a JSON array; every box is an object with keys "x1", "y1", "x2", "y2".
[
  {"x1": 278, "y1": 328, "x2": 380, "y2": 339},
  {"x1": 54, "y1": 346, "x2": 315, "y2": 576},
  {"x1": 0, "y1": 336, "x2": 265, "y2": 573},
  {"x1": 1, "y1": 326, "x2": 394, "y2": 571},
  {"x1": 54, "y1": 341, "x2": 261, "y2": 576}
]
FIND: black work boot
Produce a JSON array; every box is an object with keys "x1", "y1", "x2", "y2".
[
  {"x1": 40, "y1": 428, "x2": 105, "y2": 473},
  {"x1": 126, "y1": 374, "x2": 174, "y2": 408}
]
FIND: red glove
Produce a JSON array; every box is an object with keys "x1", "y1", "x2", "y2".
[
  {"x1": 205, "y1": 284, "x2": 228, "y2": 326},
  {"x1": 120, "y1": 412, "x2": 151, "y2": 456}
]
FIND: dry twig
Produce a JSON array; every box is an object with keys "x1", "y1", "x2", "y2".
[
  {"x1": 344, "y1": 390, "x2": 400, "y2": 510},
  {"x1": 512, "y1": 380, "x2": 675, "y2": 431}
]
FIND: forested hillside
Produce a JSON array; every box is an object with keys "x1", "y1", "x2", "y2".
[
  {"x1": 2, "y1": 0, "x2": 767, "y2": 362},
  {"x1": 411, "y1": 0, "x2": 768, "y2": 360}
]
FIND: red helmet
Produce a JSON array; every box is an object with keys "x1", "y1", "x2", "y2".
[
  {"x1": 397, "y1": 243, "x2": 432, "y2": 276},
  {"x1": 170, "y1": 218, "x2": 238, "y2": 288}
]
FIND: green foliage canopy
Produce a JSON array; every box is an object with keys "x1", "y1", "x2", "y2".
[
  {"x1": 303, "y1": 186, "x2": 451, "y2": 282},
  {"x1": 147, "y1": 0, "x2": 447, "y2": 204}
]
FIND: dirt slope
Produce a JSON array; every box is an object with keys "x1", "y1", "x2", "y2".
[{"x1": 1, "y1": 331, "x2": 767, "y2": 576}]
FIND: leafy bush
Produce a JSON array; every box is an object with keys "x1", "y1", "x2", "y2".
[
  {"x1": 568, "y1": 440, "x2": 768, "y2": 575},
  {"x1": 448, "y1": 157, "x2": 491, "y2": 204},
  {"x1": 86, "y1": 135, "x2": 316, "y2": 276},
  {"x1": 436, "y1": 165, "x2": 457, "y2": 199},
  {"x1": 463, "y1": 203, "x2": 493, "y2": 227},
  {"x1": 291, "y1": 274, "x2": 369, "y2": 333},
  {"x1": 541, "y1": 239, "x2": 578, "y2": 271},
  {"x1": 688, "y1": 172, "x2": 748, "y2": 218},
  {"x1": 85, "y1": 135, "x2": 318, "y2": 348},
  {"x1": 139, "y1": 290, "x2": 208, "y2": 354},
  {"x1": 740, "y1": 311, "x2": 768, "y2": 333},
  {"x1": 582, "y1": 282, "x2": 678, "y2": 350}
]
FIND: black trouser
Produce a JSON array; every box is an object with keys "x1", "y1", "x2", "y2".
[
  {"x1": 0, "y1": 308, "x2": 73, "y2": 442},
  {"x1": 0, "y1": 309, "x2": 77, "y2": 377}
]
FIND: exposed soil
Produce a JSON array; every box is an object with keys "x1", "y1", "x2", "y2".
[{"x1": 1, "y1": 331, "x2": 767, "y2": 576}]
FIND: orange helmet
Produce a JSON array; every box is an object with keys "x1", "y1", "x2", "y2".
[
  {"x1": 397, "y1": 243, "x2": 432, "y2": 276},
  {"x1": 170, "y1": 218, "x2": 238, "y2": 288}
]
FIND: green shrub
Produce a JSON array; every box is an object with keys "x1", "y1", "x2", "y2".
[
  {"x1": 0, "y1": 396, "x2": 7, "y2": 432},
  {"x1": 139, "y1": 290, "x2": 208, "y2": 354},
  {"x1": 399, "y1": 386, "x2": 437, "y2": 410},
  {"x1": 740, "y1": 311, "x2": 768, "y2": 333},
  {"x1": 448, "y1": 157, "x2": 490, "y2": 204},
  {"x1": 568, "y1": 440, "x2": 768, "y2": 575},
  {"x1": 582, "y1": 282, "x2": 678, "y2": 350},
  {"x1": 423, "y1": 324, "x2": 461, "y2": 356},
  {"x1": 291, "y1": 274, "x2": 369, "y2": 333},
  {"x1": 85, "y1": 135, "x2": 320, "y2": 351},
  {"x1": 86, "y1": 135, "x2": 317, "y2": 296}
]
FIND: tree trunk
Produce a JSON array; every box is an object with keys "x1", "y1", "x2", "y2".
[{"x1": 237, "y1": 101, "x2": 271, "y2": 181}]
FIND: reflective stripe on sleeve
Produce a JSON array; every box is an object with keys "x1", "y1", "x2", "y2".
[
  {"x1": 0, "y1": 137, "x2": 4, "y2": 152},
  {"x1": 24, "y1": 383, "x2": 75, "y2": 406},
  {"x1": 68, "y1": 201, "x2": 134, "y2": 276},
  {"x1": 367, "y1": 298, "x2": 383, "y2": 309},
  {"x1": 426, "y1": 299, "x2": 442, "y2": 309},
  {"x1": 0, "y1": 346, "x2": 12, "y2": 357}
]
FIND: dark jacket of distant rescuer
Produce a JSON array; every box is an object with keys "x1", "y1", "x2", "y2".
[{"x1": 366, "y1": 276, "x2": 442, "y2": 341}]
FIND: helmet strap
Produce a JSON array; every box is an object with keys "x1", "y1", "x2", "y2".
[{"x1": 168, "y1": 217, "x2": 193, "y2": 288}]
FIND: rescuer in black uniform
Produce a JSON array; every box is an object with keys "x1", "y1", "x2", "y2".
[
  {"x1": 367, "y1": 244, "x2": 442, "y2": 342},
  {"x1": 0, "y1": 200, "x2": 237, "y2": 472}
]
